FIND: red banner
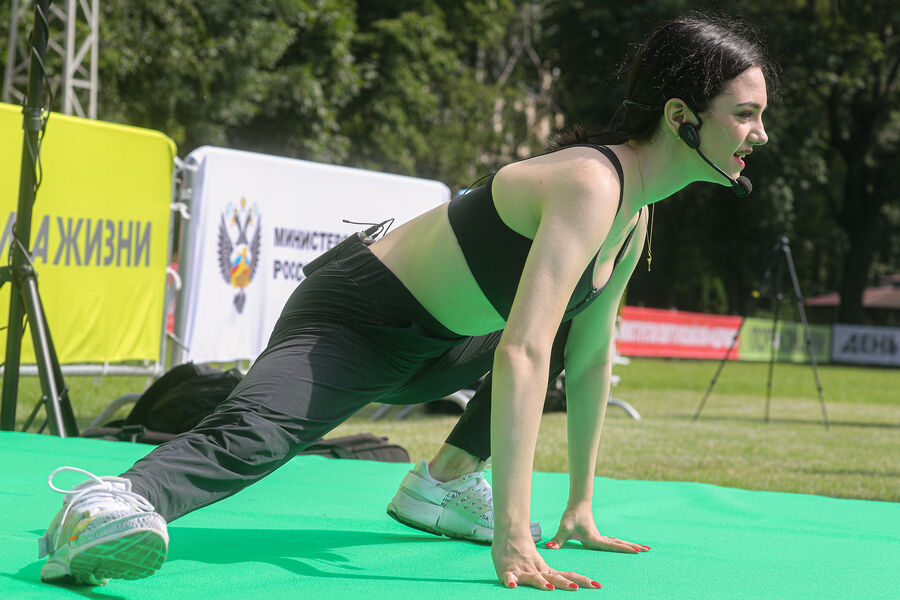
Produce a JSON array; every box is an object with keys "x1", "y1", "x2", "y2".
[{"x1": 617, "y1": 306, "x2": 742, "y2": 359}]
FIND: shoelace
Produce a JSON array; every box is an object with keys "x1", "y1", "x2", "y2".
[
  {"x1": 463, "y1": 472, "x2": 493, "y2": 515},
  {"x1": 47, "y1": 466, "x2": 156, "y2": 550},
  {"x1": 470, "y1": 476, "x2": 493, "y2": 503}
]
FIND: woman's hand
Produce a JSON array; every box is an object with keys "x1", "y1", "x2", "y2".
[
  {"x1": 545, "y1": 504, "x2": 650, "y2": 554},
  {"x1": 492, "y1": 532, "x2": 603, "y2": 590}
]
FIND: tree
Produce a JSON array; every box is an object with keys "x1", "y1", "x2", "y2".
[
  {"x1": 741, "y1": 0, "x2": 900, "y2": 324},
  {"x1": 97, "y1": 0, "x2": 359, "y2": 159},
  {"x1": 96, "y1": 0, "x2": 543, "y2": 187},
  {"x1": 4, "y1": 1, "x2": 897, "y2": 322},
  {"x1": 337, "y1": 0, "x2": 554, "y2": 185}
]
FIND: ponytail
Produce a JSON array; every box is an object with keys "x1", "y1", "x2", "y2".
[
  {"x1": 549, "y1": 99, "x2": 661, "y2": 150},
  {"x1": 548, "y1": 125, "x2": 632, "y2": 149}
]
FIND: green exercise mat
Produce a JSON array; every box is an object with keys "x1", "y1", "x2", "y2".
[{"x1": 1, "y1": 431, "x2": 897, "y2": 599}]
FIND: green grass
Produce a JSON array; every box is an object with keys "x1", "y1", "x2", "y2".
[{"x1": 8, "y1": 358, "x2": 900, "y2": 501}]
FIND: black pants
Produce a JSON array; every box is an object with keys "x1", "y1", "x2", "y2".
[{"x1": 124, "y1": 237, "x2": 569, "y2": 522}]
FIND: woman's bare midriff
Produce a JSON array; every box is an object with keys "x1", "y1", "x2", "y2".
[{"x1": 369, "y1": 203, "x2": 507, "y2": 336}]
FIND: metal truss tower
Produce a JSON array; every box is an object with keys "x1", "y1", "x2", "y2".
[{"x1": 3, "y1": 0, "x2": 99, "y2": 118}]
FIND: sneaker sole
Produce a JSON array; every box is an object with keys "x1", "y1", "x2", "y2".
[
  {"x1": 387, "y1": 501, "x2": 490, "y2": 544},
  {"x1": 43, "y1": 529, "x2": 167, "y2": 584},
  {"x1": 386, "y1": 502, "x2": 541, "y2": 544}
]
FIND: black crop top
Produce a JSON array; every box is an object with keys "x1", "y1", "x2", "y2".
[{"x1": 447, "y1": 144, "x2": 642, "y2": 322}]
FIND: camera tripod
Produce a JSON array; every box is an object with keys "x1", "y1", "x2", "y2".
[
  {"x1": 692, "y1": 236, "x2": 829, "y2": 430},
  {"x1": 0, "y1": 0, "x2": 78, "y2": 437}
]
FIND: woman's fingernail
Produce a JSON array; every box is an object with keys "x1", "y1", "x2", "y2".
[
  {"x1": 568, "y1": 583, "x2": 579, "y2": 589},
  {"x1": 546, "y1": 584, "x2": 555, "y2": 590},
  {"x1": 591, "y1": 581, "x2": 603, "y2": 588},
  {"x1": 509, "y1": 582, "x2": 517, "y2": 588},
  {"x1": 545, "y1": 541, "x2": 559, "y2": 549}
]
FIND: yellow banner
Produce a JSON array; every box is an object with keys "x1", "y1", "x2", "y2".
[{"x1": 0, "y1": 103, "x2": 175, "y2": 363}]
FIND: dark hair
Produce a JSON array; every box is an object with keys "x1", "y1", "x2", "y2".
[{"x1": 550, "y1": 13, "x2": 777, "y2": 148}]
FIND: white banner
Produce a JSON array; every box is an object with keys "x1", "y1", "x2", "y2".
[
  {"x1": 179, "y1": 146, "x2": 450, "y2": 363},
  {"x1": 831, "y1": 324, "x2": 900, "y2": 367}
]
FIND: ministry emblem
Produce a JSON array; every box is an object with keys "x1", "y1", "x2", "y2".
[{"x1": 217, "y1": 197, "x2": 261, "y2": 314}]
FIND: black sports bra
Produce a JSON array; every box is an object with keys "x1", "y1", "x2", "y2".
[{"x1": 447, "y1": 144, "x2": 642, "y2": 322}]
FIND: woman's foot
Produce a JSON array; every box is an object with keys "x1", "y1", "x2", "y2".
[
  {"x1": 38, "y1": 467, "x2": 168, "y2": 586},
  {"x1": 387, "y1": 459, "x2": 541, "y2": 544}
]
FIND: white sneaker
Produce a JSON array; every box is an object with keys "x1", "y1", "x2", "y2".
[
  {"x1": 386, "y1": 459, "x2": 541, "y2": 544},
  {"x1": 38, "y1": 467, "x2": 169, "y2": 586}
]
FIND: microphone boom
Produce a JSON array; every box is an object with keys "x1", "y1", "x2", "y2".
[
  {"x1": 678, "y1": 121, "x2": 753, "y2": 197},
  {"x1": 694, "y1": 144, "x2": 753, "y2": 197}
]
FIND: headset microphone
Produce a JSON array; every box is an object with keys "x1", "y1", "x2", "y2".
[{"x1": 678, "y1": 122, "x2": 752, "y2": 197}]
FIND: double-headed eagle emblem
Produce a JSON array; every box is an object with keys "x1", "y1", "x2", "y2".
[{"x1": 217, "y1": 197, "x2": 261, "y2": 314}]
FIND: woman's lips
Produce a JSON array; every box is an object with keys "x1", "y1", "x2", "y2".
[{"x1": 734, "y1": 154, "x2": 745, "y2": 168}]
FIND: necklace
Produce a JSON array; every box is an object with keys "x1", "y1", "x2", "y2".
[
  {"x1": 647, "y1": 204, "x2": 655, "y2": 272},
  {"x1": 634, "y1": 150, "x2": 654, "y2": 272}
]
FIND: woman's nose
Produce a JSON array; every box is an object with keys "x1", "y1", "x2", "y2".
[{"x1": 751, "y1": 120, "x2": 768, "y2": 147}]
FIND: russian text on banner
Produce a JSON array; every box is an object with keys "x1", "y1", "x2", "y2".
[
  {"x1": 0, "y1": 102, "x2": 175, "y2": 363},
  {"x1": 738, "y1": 318, "x2": 831, "y2": 364},
  {"x1": 832, "y1": 324, "x2": 900, "y2": 367},
  {"x1": 179, "y1": 146, "x2": 451, "y2": 364},
  {"x1": 617, "y1": 306, "x2": 743, "y2": 359}
]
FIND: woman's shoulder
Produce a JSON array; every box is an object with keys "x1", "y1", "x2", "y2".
[{"x1": 495, "y1": 144, "x2": 624, "y2": 218}]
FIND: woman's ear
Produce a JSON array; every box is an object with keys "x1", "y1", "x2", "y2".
[{"x1": 664, "y1": 98, "x2": 699, "y2": 138}]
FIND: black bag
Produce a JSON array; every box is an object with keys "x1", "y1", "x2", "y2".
[
  {"x1": 81, "y1": 362, "x2": 243, "y2": 443},
  {"x1": 303, "y1": 433, "x2": 409, "y2": 463},
  {"x1": 82, "y1": 363, "x2": 410, "y2": 463},
  {"x1": 132, "y1": 362, "x2": 244, "y2": 434}
]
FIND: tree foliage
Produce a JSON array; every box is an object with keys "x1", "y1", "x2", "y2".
[
  {"x1": 97, "y1": 0, "x2": 358, "y2": 160},
  {"x1": 542, "y1": 0, "x2": 900, "y2": 323},
  {"x1": 1, "y1": 0, "x2": 897, "y2": 323},
  {"x1": 735, "y1": 0, "x2": 900, "y2": 324},
  {"x1": 786, "y1": 0, "x2": 897, "y2": 323}
]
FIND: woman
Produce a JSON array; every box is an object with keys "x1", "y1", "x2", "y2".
[{"x1": 38, "y1": 14, "x2": 772, "y2": 591}]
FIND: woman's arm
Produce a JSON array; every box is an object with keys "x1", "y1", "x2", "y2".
[
  {"x1": 488, "y1": 149, "x2": 621, "y2": 590},
  {"x1": 545, "y1": 207, "x2": 649, "y2": 553}
]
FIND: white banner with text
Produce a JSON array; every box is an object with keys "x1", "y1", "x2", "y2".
[{"x1": 179, "y1": 146, "x2": 450, "y2": 363}]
